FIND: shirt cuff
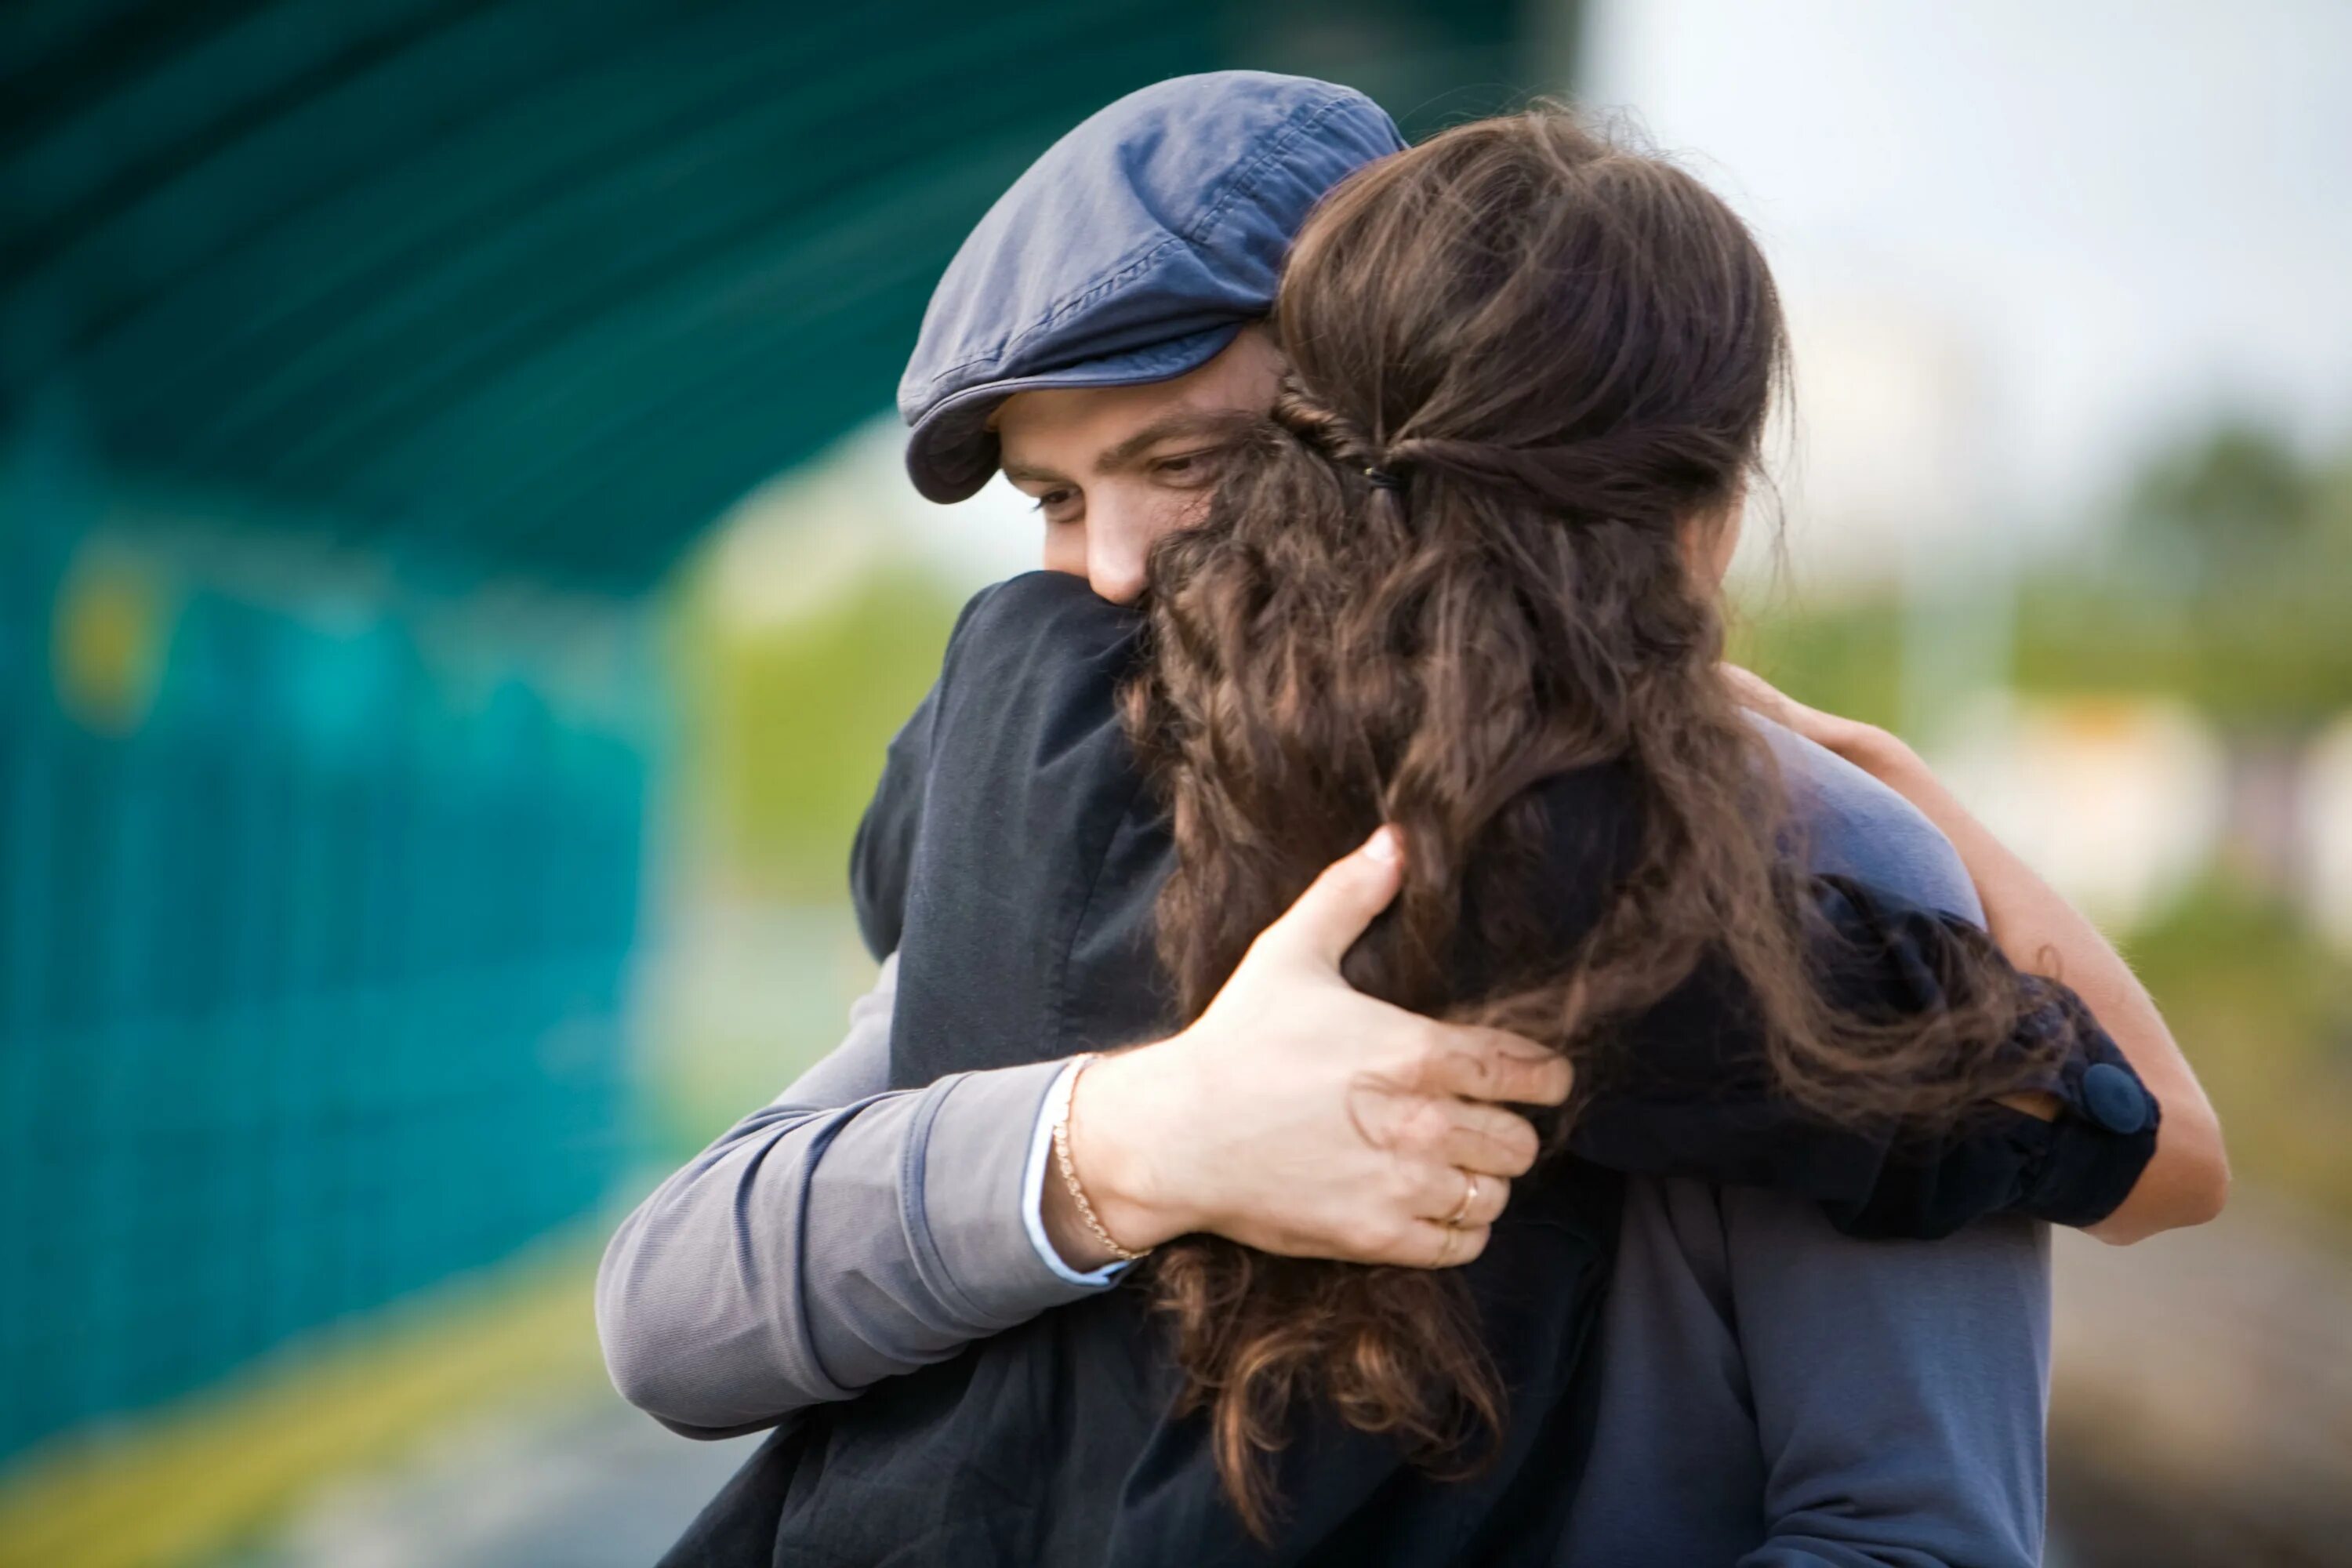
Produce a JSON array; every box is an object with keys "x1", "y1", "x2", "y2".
[
  {"x1": 1022, "y1": 1059, "x2": 1132, "y2": 1289},
  {"x1": 2004, "y1": 982, "x2": 2162, "y2": 1227}
]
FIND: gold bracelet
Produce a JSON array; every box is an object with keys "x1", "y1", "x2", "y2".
[{"x1": 1051, "y1": 1053, "x2": 1153, "y2": 1264}]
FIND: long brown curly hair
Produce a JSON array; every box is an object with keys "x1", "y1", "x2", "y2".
[{"x1": 1118, "y1": 107, "x2": 2065, "y2": 1536}]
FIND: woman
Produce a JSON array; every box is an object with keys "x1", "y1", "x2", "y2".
[{"x1": 661, "y1": 106, "x2": 2219, "y2": 1564}]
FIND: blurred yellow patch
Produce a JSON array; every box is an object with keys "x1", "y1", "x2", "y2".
[
  {"x1": 53, "y1": 548, "x2": 176, "y2": 735},
  {"x1": 0, "y1": 1237, "x2": 605, "y2": 1568}
]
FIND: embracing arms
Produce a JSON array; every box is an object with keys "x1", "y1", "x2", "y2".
[
  {"x1": 602, "y1": 604, "x2": 2224, "y2": 1429},
  {"x1": 868, "y1": 572, "x2": 2204, "y2": 1265},
  {"x1": 1723, "y1": 669, "x2": 2229, "y2": 1244},
  {"x1": 597, "y1": 818, "x2": 2206, "y2": 1436},
  {"x1": 595, "y1": 866, "x2": 1562, "y2": 1434}
]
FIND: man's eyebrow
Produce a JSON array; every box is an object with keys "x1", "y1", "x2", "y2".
[
  {"x1": 1095, "y1": 408, "x2": 1251, "y2": 474},
  {"x1": 999, "y1": 456, "x2": 1067, "y2": 485}
]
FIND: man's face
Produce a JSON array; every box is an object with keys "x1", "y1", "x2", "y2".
[{"x1": 993, "y1": 327, "x2": 1284, "y2": 604}]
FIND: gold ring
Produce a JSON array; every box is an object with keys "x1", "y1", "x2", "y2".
[{"x1": 1446, "y1": 1171, "x2": 1479, "y2": 1229}]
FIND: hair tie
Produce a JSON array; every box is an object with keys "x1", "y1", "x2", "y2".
[{"x1": 1363, "y1": 466, "x2": 1405, "y2": 492}]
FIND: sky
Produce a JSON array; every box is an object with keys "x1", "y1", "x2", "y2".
[{"x1": 1578, "y1": 0, "x2": 2352, "y2": 557}]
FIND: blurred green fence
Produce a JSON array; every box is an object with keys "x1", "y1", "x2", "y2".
[
  {"x1": 0, "y1": 455, "x2": 655, "y2": 1469},
  {"x1": 0, "y1": 0, "x2": 1548, "y2": 1499}
]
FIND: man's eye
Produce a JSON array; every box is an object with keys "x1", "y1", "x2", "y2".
[
  {"x1": 1031, "y1": 488, "x2": 1076, "y2": 513},
  {"x1": 1154, "y1": 450, "x2": 1222, "y2": 484}
]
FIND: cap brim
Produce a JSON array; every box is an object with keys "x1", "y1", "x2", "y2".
[{"x1": 902, "y1": 323, "x2": 1246, "y2": 504}]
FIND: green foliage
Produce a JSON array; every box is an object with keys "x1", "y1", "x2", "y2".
[
  {"x1": 1737, "y1": 419, "x2": 2352, "y2": 729},
  {"x1": 2009, "y1": 574, "x2": 2352, "y2": 725},
  {"x1": 1730, "y1": 417, "x2": 2352, "y2": 1227},
  {"x1": 2126, "y1": 421, "x2": 2318, "y2": 568},
  {"x1": 2124, "y1": 877, "x2": 2352, "y2": 1221},
  {"x1": 671, "y1": 564, "x2": 964, "y2": 900},
  {"x1": 1726, "y1": 597, "x2": 1907, "y2": 731},
  {"x1": 2122, "y1": 420, "x2": 2352, "y2": 587},
  {"x1": 2014, "y1": 422, "x2": 2352, "y2": 724}
]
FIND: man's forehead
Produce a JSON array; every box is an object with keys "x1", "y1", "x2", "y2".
[
  {"x1": 994, "y1": 330, "x2": 1284, "y2": 477},
  {"x1": 995, "y1": 383, "x2": 1259, "y2": 478}
]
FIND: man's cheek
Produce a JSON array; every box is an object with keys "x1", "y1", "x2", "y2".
[
  {"x1": 1040, "y1": 523, "x2": 1088, "y2": 578},
  {"x1": 1143, "y1": 490, "x2": 1212, "y2": 547}
]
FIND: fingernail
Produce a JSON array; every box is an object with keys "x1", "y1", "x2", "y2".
[{"x1": 1363, "y1": 825, "x2": 1400, "y2": 863}]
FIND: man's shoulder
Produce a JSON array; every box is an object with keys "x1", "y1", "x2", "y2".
[
  {"x1": 1748, "y1": 714, "x2": 1984, "y2": 925},
  {"x1": 945, "y1": 572, "x2": 1139, "y2": 672}
]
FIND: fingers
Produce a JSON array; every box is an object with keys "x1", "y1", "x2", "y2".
[
  {"x1": 1436, "y1": 1102, "x2": 1543, "y2": 1178},
  {"x1": 1352, "y1": 1083, "x2": 1544, "y2": 1175},
  {"x1": 1994, "y1": 1088, "x2": 2063, "y2": 1123},
  {"x1": 1396, "y1": 1218, "x2": 1491, "y2": 1270},
  {"x1": 1256, "y1": 826, "x2": 1405, "y2": 970},
  {"x1": 1410, "y1": 1167, "x2": 1512, "y2": 1229},
  {"x1": 1352, "y1": 1080, "x2": 1539, "y2": 1162},
  {"x1": 1273, "y1": 1167, "x2": 1512, "y2": 1268},
  {"x1": 1421, "y1": 1028, "x2": 1573, "y2": 1108},
  {"x1": 1364, "y1": 1091, "x2": 1543, "y2": 1175}
]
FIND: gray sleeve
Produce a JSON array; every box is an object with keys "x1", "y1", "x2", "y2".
[
  {"x1": 593, "y1": 953, "x2": 1100, "y2": 1438},
  {"x1": 1722, "y1": 1185, "x2": 2053, "y2": 1568}
]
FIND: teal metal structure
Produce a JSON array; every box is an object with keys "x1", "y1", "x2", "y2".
[
  {"x1": 0, "y1": 423, "x2": 659, "y2": 1464},
  {"x1": 1, "y1": 0, "x2": 1548, "y2": 1470}
]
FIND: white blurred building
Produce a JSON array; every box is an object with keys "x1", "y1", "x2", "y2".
[
  {"x1": 1930, "y1": 695, "x2": 2228, "y2": 931},
  {"x1": 2303, "y1": 716, "x2": 2352, "y2": 954}
]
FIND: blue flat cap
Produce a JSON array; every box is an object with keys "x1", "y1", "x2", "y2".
[{"x1": 898, "y1": 71, "x2": 1405, "y2": 503}]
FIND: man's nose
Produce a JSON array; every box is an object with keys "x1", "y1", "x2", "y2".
[{"x1": 1087, "y1": 519, "x2": 1151, "y2": 605}]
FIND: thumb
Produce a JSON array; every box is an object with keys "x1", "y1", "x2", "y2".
[{"x1": 1261, "y1": 826, "x2": 1405, "y2": 971}]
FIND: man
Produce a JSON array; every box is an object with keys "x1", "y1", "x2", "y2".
[{"x1": 601, "y1": 72, "x2": 2218, "y2": 1564}]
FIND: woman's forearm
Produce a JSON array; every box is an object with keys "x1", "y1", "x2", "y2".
[{"x1": 1846, "y1": 728, "x2": 2229, "y2": 1243}]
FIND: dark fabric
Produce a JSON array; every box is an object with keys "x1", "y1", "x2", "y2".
[
  {"x1": 860, "y1": 571, "x2": 2157, "y2": 1233},
  {"x1": 659, "y1": 1173, "x2": 1618, "y2": 1568},
  {"x1": 667, "y1": 571, "x2": 1628, "y2": 1566},
  {"x1": 848, "y1": 576, "x2": 1174, "y2": 1066},
  {"x1": 666, "y1": 569, "x2": 2152, "y2": 1566}
]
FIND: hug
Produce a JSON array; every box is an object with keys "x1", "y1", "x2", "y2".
[{"x1": 601, "y1": 72, "x2": 2228, "y2": 1566}]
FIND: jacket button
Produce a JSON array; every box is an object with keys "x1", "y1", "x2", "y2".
[{"x1": 2081, "y1": 1062, "x2": 2153, "y2": 1134}]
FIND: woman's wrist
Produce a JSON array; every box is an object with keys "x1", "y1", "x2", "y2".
[{"x1": 1058, "y1": 1043, "x2": 1200, "y2": 1255}]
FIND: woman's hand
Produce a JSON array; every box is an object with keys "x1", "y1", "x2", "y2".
[{"x1": 1054, "y1": 827, "x2": 1572, "y2": 1272}]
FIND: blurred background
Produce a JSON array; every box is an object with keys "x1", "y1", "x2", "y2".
[{"x1": 1, "y1": 2, "x2": 2346, "y2": 1564}]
